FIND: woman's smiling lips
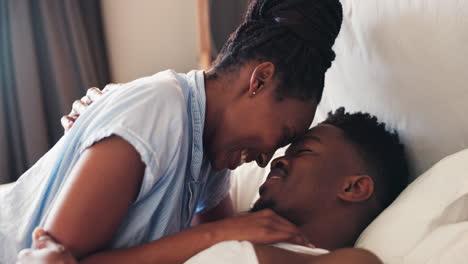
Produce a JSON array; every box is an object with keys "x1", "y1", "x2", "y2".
[
  {"x1": 239, "y1": 149, "x2": 248, "y2": 166},
  {"x1": 229, "y1": 149, "x2": 251, "y2": 169}
]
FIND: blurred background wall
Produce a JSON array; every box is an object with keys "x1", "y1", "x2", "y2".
[
  {"x1": 0, "y1": 0, "x2": 246, "y2": 182},
  {"x1": 0, "y1": 0, "x2": 110, "y2": 183},
  {"x1": 100, "y1": 0, "x2": 200, "y2": 83}
]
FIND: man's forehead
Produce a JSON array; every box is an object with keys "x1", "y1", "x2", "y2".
[
  {"x1": 301, "y1": 133, "x2": 322, "y2": 143},
  {"x1": 285, "y1": 124, "x2": 349, "y2": 155},
  {"x1": 300, "y1": 124, "x2": 344, "y2": 144}
]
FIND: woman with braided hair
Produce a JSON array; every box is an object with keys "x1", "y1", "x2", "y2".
[{"x1": 1, "y1": 0, "x2": 354, "y2": 263}]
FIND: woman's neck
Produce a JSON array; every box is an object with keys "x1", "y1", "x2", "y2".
[{"x1": 202, "y1": 70, "x2": 227, "y2": 146}]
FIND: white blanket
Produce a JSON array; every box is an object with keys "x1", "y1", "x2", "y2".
[{"x1": 184, "y1": 241, "x2": 328, "y2": 264}]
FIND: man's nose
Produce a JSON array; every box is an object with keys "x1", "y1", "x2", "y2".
[
  {"x1": 271, "y1": 156, "x2": 289, "y2": 169},
  {"x1": 255, "y1": 151, "x2": 275, "y2": 168}
]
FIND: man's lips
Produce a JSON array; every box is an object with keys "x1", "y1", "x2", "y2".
[{"x1": 259, "y1": 168, "x2": 287, "y2": 194}]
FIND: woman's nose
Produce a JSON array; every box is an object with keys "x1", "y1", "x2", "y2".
[{"x1": 256, "y1": 152, "x2": 274, "y2": 168}]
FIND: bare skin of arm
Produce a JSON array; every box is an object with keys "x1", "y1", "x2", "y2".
[
  {"x1": 44, "y1": 136, "x2": 145, "y2": 258},
  {"x1": 254, "y1": 245, "x2": 383, "y2": 264},
  {"x1": 79, "y1": 209, "x2": 310, "y2": 264},
  {"x1": 80, "y1": 221, "x2": 233, "y2": 264},
  {"x1": 19, "y1": 209, "x2": 309, "y2": 264},
  {"x1": 44, "y1": 136, "x2": 240, "y2": 262}
]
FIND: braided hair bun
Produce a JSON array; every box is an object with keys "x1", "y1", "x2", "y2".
[{"x1": 213, "y1": 0, "x2": 343, "y2": 102}]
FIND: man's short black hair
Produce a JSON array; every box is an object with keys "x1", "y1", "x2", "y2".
[{"x1": 321, "y1": 107, "x2": 409, "y2": 210}]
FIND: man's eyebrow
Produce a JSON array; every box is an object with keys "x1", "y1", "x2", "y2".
[
  {"x1": 286, "y1": 134, "x2": 322, "y2": 154},
  {"x1": 302, "y1": 134, "x2": 322, "y2": 143}
]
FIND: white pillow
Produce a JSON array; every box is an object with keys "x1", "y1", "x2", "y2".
[
  {"x1": 355, "y1": 148, "x2": 468, "y2": 263},
  {"x1": 317, "y1": 0, "x2": 468, "y2": 179}
]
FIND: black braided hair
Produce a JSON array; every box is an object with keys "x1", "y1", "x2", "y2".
[
  {"x1": 321, "y1": 107, "x2": 410, "y2": 210},
  {"x1": 212, "y1": 0, "x2": 343, "y2": 103}
]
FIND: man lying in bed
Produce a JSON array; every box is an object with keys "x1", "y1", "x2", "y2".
[{"x1": 18, "y1": 108, "x2": 409, "y2": 264}]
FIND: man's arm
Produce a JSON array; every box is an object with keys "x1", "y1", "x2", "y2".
[{"x1": 254, "y1": 245, "x2": 383, "y2": 264}]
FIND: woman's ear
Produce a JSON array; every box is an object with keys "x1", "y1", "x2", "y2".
[
  {"x1": 337, "y1": 175, "x2": 374, "y2": 203},
  {"x1": 249, "y1": 62, "x2": 275, "y2": 96}
]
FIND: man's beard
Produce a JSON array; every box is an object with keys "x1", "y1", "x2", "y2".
[
  {"x1": 250, "y1": 199, "x2": 277, "y2": 213},
  {"x1": 249, "y1": 199, "x2": 299, "y2": 227}
]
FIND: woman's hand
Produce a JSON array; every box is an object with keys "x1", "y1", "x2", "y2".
[
  {"x1": 61, "y1": 87, "x2": 104, "y2": 133},
  {"x1": 205, "y1": 209, "x2": 313, "y2": 247},
  {"x1": 17, "y1": 228, "x2": 77, "y2": 264}
]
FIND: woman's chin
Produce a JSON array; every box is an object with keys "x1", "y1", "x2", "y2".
[
  {"x1": 209, "y1": 158, "x2": 229, "y2": 171},
  {"x1": 209, "y1": 151, "x2": 240, "y2": 171},
  {"x1": 226, "y1": 158, "x2": 239, "y2": 170}
]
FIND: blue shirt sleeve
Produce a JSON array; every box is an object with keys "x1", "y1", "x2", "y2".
[{"x1": 75, "y1": 72, "x2": 188, "y2": 201}]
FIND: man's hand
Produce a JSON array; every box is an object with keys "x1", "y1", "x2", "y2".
[
  {"x1": 17, "y1": 228, "x2": 77, "y2": 264},
  {"x1": 205, "y1": 209, "x2": 313, "y2": 247},
  {"x1": 61, "y1": 87, "x2": 104, "y2": 133}
]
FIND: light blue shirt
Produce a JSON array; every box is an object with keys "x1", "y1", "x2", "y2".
[{"x1": 0, "y1": 70, "x2": 231, "y2": 263}]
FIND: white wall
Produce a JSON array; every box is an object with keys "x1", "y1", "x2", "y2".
[{"x1": 100, "y1": 0, "x2": 200, "y2": 83}]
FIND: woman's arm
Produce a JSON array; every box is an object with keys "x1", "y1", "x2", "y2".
[
  {"x1": 80, "y1": 221, "x2": 221, "y2": 264},
  {"x1": 21, "y1": 209, "x2": 310, "y2": 264},
  {"x1": 81, "y1": 208, "x2": 309, "y2": 264},
  {"x1": 44, "y1": 135, "x2": 145, "y2": 259}
]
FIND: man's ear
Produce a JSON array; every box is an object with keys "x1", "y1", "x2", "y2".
[
  {"x1": 249, "y1": 62, "x2": 275, "y2": 96},
  {"x1": 337, "y1": 175, "x2": 374, "y2": 203}
]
